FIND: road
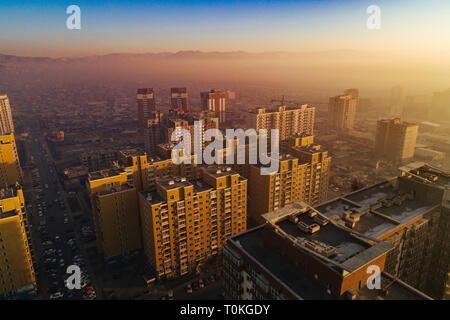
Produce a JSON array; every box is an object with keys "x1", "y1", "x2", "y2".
[{"x1": 23, "y1": 125, "x2": 98, "y2": 300}]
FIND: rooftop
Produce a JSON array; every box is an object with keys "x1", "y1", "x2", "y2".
[
  {"x1": 358, "y1": 273, "x2": 433, "y2": 300},
  {"x1": 232, "y1": 226, "x2": 332, "y2": 300},
  {"x1": 0, "y1": 186, "x2": 18, "y2": 200},
  {"x1": 203, "y1": 166, "x2": 240, "y2": 178},
  {"x1": 314, "y1": 167, "x2": 446, "y2": 240},
  {"x1": 262, "y1": 202, "x2": 393, "y2": 271},
  {"x1": 157, "y1": 176, "x2": 192, "y2": 191},
  {"x1": 89, "y1": 168, "x2": 123, "y2": 181},
  {"x1": 97, "y1": 183, "x2": 135, "y2": 196},
  {"x1": 399, "y1": 162, "x2": 450, "y2": 189}
]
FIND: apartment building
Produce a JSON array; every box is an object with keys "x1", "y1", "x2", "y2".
[
  {"x1": 328, "y1": 94, "x2": 357, "y2": 131},
  {"x1": 88, "y1": 150, "x2": 200, "y2": 259},
  {"x1": 222, "y1": 202, "x2": 432, "y2": 300},
  {"x1": 88, "y1": 168, "x2": 141, "y2": 259},
  {"x1": 313, "y1": 162, "x2": 449, "y2": 299},
  {"x1": 0, "y1": 187, "x2": 36, "y2": 299},
  {"x1": 170, "y1": 88, "x2": 189, "y2": 113},
  {"x1": 144, "y1": 111, "x2": 219, "y2": 156},
  {"x1": 344, "y1": 88, "x2": 359, "y2": 100},
  {"x1": 144, "y1": 111, "x2": 165, "y2": 156},
  {"x1": 0, "y1": 94, "x2": 14, "y2": 135},
  {"x1": 246, "y1": 104, "x2": 315, "y2": 141},
  {"x1": 200, "y1": 89, "x2": 226, "y2": 124},
  {"x1": 137, "y1": 88, "x2": 156, "y2": 131},
  {"x1": 374, "y1": 118, "x2": 419, "y2": 164},
  {"x1": 138, "y1": 166, "x2": 247, "y2": 279},
  {"x1": 0, "y1": 133, "x2": 22, "y2": 187},
  {"x1": 80, "y1": 150, "x2": 120, "y2": 172},
  {"x1": 246, "y1": 135, "x2": 331, "y2": 223}
]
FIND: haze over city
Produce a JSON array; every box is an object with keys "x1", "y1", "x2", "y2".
[{"x1": 0, "y1": 0, "x2": 449, "y2": 307}]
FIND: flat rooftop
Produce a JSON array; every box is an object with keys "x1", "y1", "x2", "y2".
[
  {"x1": 314, "y1": 171, "x2": 443, "y2": 240},
  {"x1": 89, "y1": 168, "x2": 123, "y2": 181},
  {"x1": 203, "y1": 166, "x2": 241, "y2": 178},
  {"x1": 0, "y1": 187, "x2": 19, "y2": 200},
  {"x1": 291, "y1": 144, "x2": 326, "y2": 154},
  {"x1": 232, "y1": 226, "x2": 332, "y2": 300},
  {"x1": 358, "y1": 273, "x2": 433, "y2": 300},
  {"x1": 400, "y1": 162, "x2": 450, "y2": 189},
  {"x1": 97, "y1": 183, "x2": 135, "y2": 196},
  {"x1": 262, "y1": 202, "x2": 393, "y2": 270},
  {"x1": 344, "y1": 180, "x2": 396, "y2": 207},
  {"x1": 0, "y1": 209, "x2": 19, "y2": 219},
  {"x1": 157, "y1": 176, "x2": 191, "y2": 191}
]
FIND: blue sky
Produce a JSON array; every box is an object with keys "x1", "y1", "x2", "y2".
[{"x1": 0, "y1": 0, "x2": 449, "y2": 57}]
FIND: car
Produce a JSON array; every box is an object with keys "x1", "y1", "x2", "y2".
[
  {"x1": 49, "y1": 292, "x2": 64, "y2": 300},
  {"x1": 199, "y1": 279, "x2": 204, "y2": 288},
  {"x1": 55, "y1": 236, "x2": 61, "y2": 242},
  {"x1": 82, "y1": 286, "x2": 95, "y2": 294},
  {"x1": 63, "y1": 218, "x2": 69, "y2": 224},
  {"x1": 209, "y1": 275, "x2": 216, "y2": 283},
  {"x1": 168, "y1": 290, "x2": 174, "y2": 300},
  {"x1": 186, "y1": 284, "x2": 192, "y2": 294}
]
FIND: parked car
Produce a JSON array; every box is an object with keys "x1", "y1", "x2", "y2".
[{"x1": 49, "y1": 292, "x2": 64, "y2": 300}]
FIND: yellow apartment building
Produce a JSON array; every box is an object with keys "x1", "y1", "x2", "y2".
[
  {"x1": 138, "y1": 166, "x2": 247, "y2": 279},
  {"x1": 0, "y1": 187, "x2": 36, "y2": 298},
  {"x1": 88, "y1": 150, "x2": 200, "y2": 259},
  {"x1": 0, "y1": 133, "x2": 22, "y2": 187},
  {"x1": 246, "y1": 135, "x2": 331, "y2": 223}
]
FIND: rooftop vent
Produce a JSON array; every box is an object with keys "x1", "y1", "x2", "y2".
[{"x1": 288, "y1": 215, "x2": 299, "y2": 224}]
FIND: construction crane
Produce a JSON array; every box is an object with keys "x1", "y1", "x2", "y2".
[
  {"x1": 270, "y1": 96, "x2": 326, "y2": 107},
  {"x1": 270, "y1": 95, "x2": 303, "y2": 107}
]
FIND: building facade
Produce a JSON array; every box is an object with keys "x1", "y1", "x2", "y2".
[
  {"x1": 246, "y1": 104, "x2": 315, "y2": 141},
  {"x1": 138, "y1": 166, "x2": 247, "y2": 279},
  {"x1": 88, "y1": 150, "x2": 200, "y2": 259},
  {"x1": 222, "y1": 202, "x2": 432, "y2": 300},
  {"x1": 246, "y1": 135, "x2": 331, "y2": 223},
  {"x1": 201, "y1": 89, "x2": 226, "y2": 124},
  {"x1": 0, "y1": 94, "x2": 14, "y2": 136},
  {"x1": 170, "y1": 88, "x2": 189, "y2": 113},
  {"x1": 374, "y1": 118, "x2": 419, "y2": 164},
  {"x1": 0, "y1": 133, "x2": 22, "y2": 187},
  {"x1": 137, "y1": 88, "x2": 156, "y2": 132},
  {"x1": 328, "y1": 94, "x2": 357, "y2": 131},
  {"x1": 0, "y1": 187, "x2": 36, "y2": 299}
]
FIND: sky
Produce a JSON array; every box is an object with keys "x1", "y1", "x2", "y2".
[{"x1": 0, "y1": 0, "x2": 449, "y2": 57}]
